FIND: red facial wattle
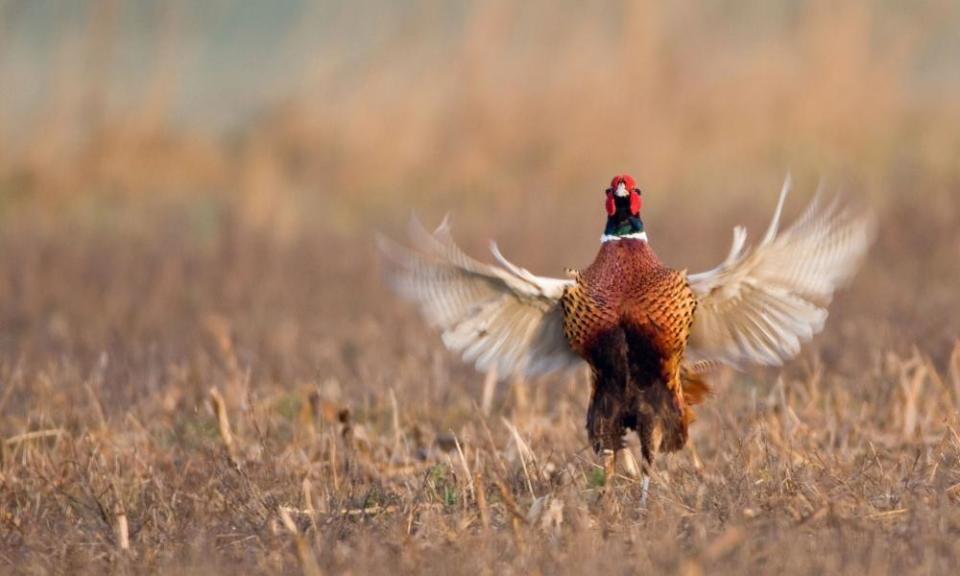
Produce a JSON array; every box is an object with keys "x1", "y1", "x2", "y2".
[
  {"x1": 630, "y1": 189, "x2": 642, "y2": 215},
  {"x1": 606, "y1": 174, "x2": 642, "y2": 216}
]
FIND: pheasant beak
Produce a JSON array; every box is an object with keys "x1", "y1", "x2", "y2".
[{"x1": 614, "y1": 182, "x2": 629, "y2": 197}]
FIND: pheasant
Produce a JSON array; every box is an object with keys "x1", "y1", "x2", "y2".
[{"x1": 379, "y1": 174, "x2": 874, "y2": 483}]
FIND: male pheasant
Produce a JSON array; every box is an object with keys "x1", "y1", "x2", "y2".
[{"x1": 380, "y1": 174, "x2": 873, "y2": 481}]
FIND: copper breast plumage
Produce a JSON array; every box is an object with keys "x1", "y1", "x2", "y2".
[{"x1": 560, "y1": 239, "x2": 696, "y2": 363}]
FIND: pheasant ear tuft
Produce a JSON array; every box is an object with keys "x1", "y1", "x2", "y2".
[{"x1": 609, "y1": 174, "x2": 638, "y2": 190}]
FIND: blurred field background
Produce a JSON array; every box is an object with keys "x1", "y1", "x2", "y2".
[{"x1": 1, "y1": 0, "x2": 960, "y2": 574}]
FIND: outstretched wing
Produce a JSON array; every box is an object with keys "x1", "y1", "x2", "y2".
[
  {"x1": 686, "y1": 176, "x2": 875, "y2": 369},
  {"x1": 378, "y1": 217, "x2": 582, "y2": 377}
]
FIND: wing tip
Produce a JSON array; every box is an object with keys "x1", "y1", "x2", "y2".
[{"x1": 760, "y1": 172, "x2": 793, "y2": 245}]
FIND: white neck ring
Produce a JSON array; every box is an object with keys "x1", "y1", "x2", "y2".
[{"x1": 601, "y1": 231, "x2": 648, "y2": 243}]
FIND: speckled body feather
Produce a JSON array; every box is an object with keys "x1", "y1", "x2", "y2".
[{"x1": 561, "y1": 239, "x2": 698, "y2": 460}]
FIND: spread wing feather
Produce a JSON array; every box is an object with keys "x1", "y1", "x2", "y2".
[
  {"x1": 687, "y1": 176, "x2": 875, "y2": 369},
  {"x1": 378, "y1": 216, "x2": 582, "y2": 377}
]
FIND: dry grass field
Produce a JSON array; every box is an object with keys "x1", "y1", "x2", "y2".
[{"x1": 1, "y1": 1, "x2": 960, "y2": 574}]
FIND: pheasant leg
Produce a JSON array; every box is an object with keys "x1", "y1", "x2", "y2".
[
  {"x1": 617, "y1": 448, "x2": 641, "y2": 479},
  {"x1": 602, "y1": 449, "x2": 616, "y2": 481},
  {"x1": 587, "y1": 385, "x2": 627, "y2": 485}
]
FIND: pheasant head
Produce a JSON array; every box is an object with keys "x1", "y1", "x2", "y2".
[{"x1": 603, "y1": 174, "x2": 646, "y2": 242}]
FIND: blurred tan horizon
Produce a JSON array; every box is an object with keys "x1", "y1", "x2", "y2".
[{"x1": 3, "y1": 1, "x2": 959, "y2": 213}]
